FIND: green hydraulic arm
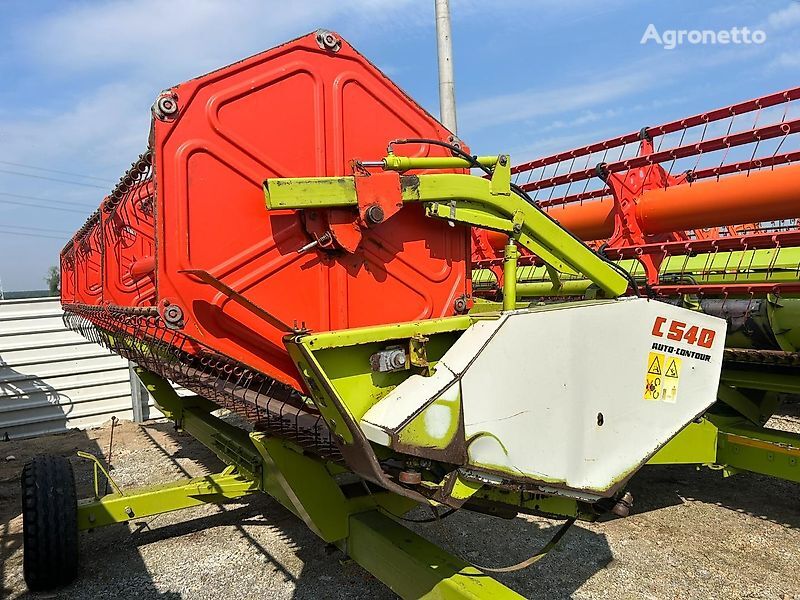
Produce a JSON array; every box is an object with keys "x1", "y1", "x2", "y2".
[
  {"x1": 264, "y1": 154, "x2": 630, "y2": 298},
  {"x1": 473, "y1": 249, "x2": 800, "y2": 300}
]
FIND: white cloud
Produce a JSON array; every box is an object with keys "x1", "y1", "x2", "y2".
[
  {"x1": 1, "y1": 0, "x2": 425, "y2": 178},
  {"x1": 459, "y1": 34, "x2": 775, "y2": 135},
  {"x1": 773, "y1": 50, "x2": 800, "y2": 68},
  {"x1": 0, "y1": 0, "x2": 793, "y2": 290},
  {"x1": 459, "y1": 72, "x2": 643, "y2": 132},
  {"x1": 0, "y1": 82, "x2": 152, "y2": 173},
  {"x1": 0, "y1": 0, "x2": 430, "y2": 289},
  {"x1": 534, "y1": 97, "x2": 687, "y2": 136},
  {"x1": 767, "y1": 2, "x2": 800, "y2": 29},
  {"x1": 21, "y1": 0, "x2": 419, "y2": 82}
]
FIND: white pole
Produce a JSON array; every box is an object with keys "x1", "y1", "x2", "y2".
[{"x1": 435, "y1": 0, "x2": 458, "y2": 133}]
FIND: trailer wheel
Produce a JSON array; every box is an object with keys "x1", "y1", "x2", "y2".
[{"x1": 21, "y1": 455, "x2": 79, "y2": 591}]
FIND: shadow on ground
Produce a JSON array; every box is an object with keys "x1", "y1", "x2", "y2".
[
  {"x1": 626, "y1": 397, "x2": 800, "y2": 530},
  {"x1": 7, "y1": 408, "x2": 798, "y2": 599},
  {"x1": 627, "y1": 461, "x2": 800, "y2": 530},
  {"x1": 0, "y1": 422, "x2": 184, "y2": 599},
  {"x1": 1, "y1": 418, "x2": 615, "y2": 599}
]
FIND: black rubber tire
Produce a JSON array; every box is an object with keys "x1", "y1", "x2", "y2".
[{"x1": 21, "y1": 454, "x2": 79, "y2": 591}]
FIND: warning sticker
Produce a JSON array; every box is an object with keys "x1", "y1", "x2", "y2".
[
  {"x1": 644, "y1": 352, "x2": 663, "y2": 401},
  {"x1": 665, "y1": 358, "x2": 679, "y2": 378},
  {"x1": 662, "y1": 356, "x2": 681, "y2": 403},
  {"x1": 648, "y1": 353, "x2": 662, "y2": 376},
  {"x1": 644, "y1": 352, "x2": 681, "y2": 403}
]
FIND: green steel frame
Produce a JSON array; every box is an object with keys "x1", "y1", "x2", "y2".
[
  {"x1": 263, "y1": 153, "x2": 800, "y2": 487},
  {"x1": 643, "y1": 368, "x2": 800, "y2": 481},
  {"x1": 75, "y1": 367, "x2": 527, "y2": 599},
  {"x1": 262, "y1": 153, "x2": 800, "y2": 486},
  {"x1": 650, "y1": 413, "x2": 800, "y2": 483},
  {"x1": 73, "y1": 361, "x2": 798, "y2": 597},
  {"x1": 263, "y1": 154, "x2": 630, "y2": 298}
]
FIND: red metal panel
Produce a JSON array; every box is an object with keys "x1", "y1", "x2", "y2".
[
  {"x1": 101, "y1": 181, "x2": 156, "y2": 308},
  {"x1": 60, "y1": 245, "x2": 76, "y2": 304},
  {"x1": 147, "y1": 32, "x2": 467, "y2": 390},
  {"x1": 73, "y1": 218, "x2": 103, "y2": 306}
]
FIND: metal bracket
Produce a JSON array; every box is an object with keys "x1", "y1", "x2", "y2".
[
  {"x1": 511, "y1": 209, "x2": 524, "y2": 236},
  {"x1": 180, "y1": 268, "x2": 293, "y2": 332},
  {"x1": 263, "y1": 163, "x2": 629, "y2": 297},
  {"x1": 77, "y1": 451, "x2": 124, "y2": 499},
  {"x1": 409, "y1": 334, "x2": 432, "y2": 375}
]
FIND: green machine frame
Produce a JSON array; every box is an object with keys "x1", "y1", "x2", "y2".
[
  {"x1": 75, "y1": 368, "x2": 526, "y2": 599},
  {"x1": 67, "y1": 155, "x2": 628, "y2": 599},
  {"x1": 73, "y1": 365, "x2": 798, "y2": 598}
]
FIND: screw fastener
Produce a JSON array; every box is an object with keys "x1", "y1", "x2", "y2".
[
  {"x1": 399, "y1": 470, "x2": 422, "y2": 485},
  {"x1": 315, "y1": 29, "x2": 341, "y2": 52},
  {"x1": 154, "y1": 93, "x2": 179, "y2": 120},
  {"x1": 365, "y1": 205, "x2": 385, "y2": 225}
]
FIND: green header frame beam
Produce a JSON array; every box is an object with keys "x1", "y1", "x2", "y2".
[
  {"x1": 74, "y1": 367, "x2": 528, "y2": 599},
  {"x1": 263, "y1": 157, "x2": 629, "y2": 298}
]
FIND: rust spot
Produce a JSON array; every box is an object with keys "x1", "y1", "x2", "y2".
[{"x1": 400, "y1": 175, "x2": 421, "y2": 197}]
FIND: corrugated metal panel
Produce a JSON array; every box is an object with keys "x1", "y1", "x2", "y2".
[{"x1": 0, "y1": 297, "x2": 163, "y2": 439}]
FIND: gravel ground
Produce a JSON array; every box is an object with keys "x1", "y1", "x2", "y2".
[{"x1": 1, "y1": 405, "x2": 799, "y2": 600}]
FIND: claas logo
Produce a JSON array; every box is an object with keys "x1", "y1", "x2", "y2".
[{"x1": 651, "y1": 316, "x2": 715, "y2": 349}]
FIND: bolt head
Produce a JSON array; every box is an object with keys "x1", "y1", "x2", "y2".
[
  {"x1": 162, "y1": 303, "x2": 184, "y2": 327},
  {"x1": 365, "y1": 204, "x2": 385, "y2": 225},
  {"x1": 158, "y1": 97, "x2": 176, "y2": 114},
  {"x1": 399, "y1": 470, "x2": 422, "y2": 485},
  {"x1": 315, "y1": 29, "x2": 341, "y2": 51},
  {"x1": 154, "y1": 94, "x2": 179, "y2": 120},
  {"x1": 388, "y1": 350, "x2": 405, "y2": 368}
]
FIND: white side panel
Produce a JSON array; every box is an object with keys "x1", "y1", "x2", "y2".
[
  {"x1": 460, "y1": 299, "x2": 725, "y2": 493},
  {"x1": 360, "y1": 317, "x2": 504, "y2": 436},
  {"x1": 0, "y1": 297, "x2": 164, "y2": 439},
  {"x1": 361, "y1": 298, "x2": 726, "y2": 496}
]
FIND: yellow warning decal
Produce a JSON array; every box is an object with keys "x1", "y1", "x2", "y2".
[
  {"x1": 662, "y1": 356, "x2": 681, "y2": 403},
  {"x1": 665, "y1": 357, "x2": 680, "y2": 378},
  {"x1": 644, "y1": 352, "x2": 663, "y2": 401},
  {"x1": 644, "y1": 352, "x2": 681, "y2": 403}
]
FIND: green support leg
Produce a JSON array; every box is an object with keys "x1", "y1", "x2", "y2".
[
  {"x1": 712, "y1": 416, "x2": 800, "y2": 482},
  {"x1": 249, "y1": 432, "x2": 415, "y2": 543},
  {"x1": 650, "y1": 413, "x2": 800, "y2": 484},
  {"x1": 77, "y1": 467, "x2": 259, "y2": 529},
  {"x1": 502, "y1": 241, "x2": 518, "y2": 312},
  {"x1": 346, "y1": 510, "x2": 525, "y2": 600},
  {"x1": 648, "y1": 418, "x2": 718, "y2": 465}
]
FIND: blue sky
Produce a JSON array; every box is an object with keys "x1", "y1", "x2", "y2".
[{"x1": 0, "y1": 0, "x2": 798, "y2": 291}]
